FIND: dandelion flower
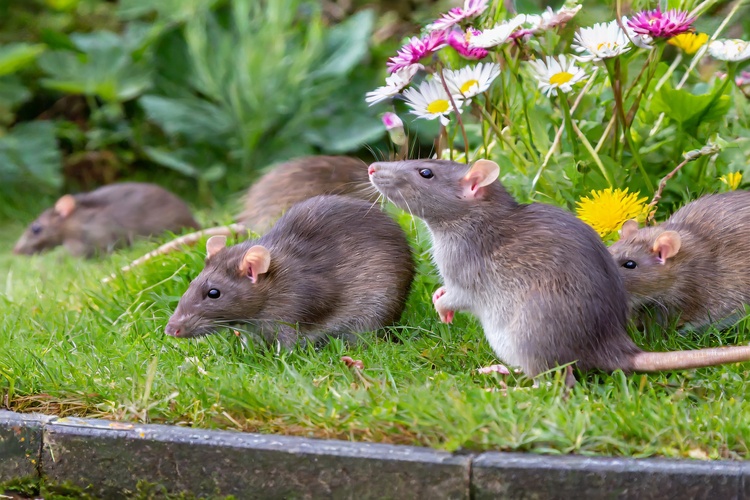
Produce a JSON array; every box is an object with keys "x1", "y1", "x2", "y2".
[
  {"x1": 402, "y1": 78, "x2": 463, "y2": 126},
  {"x1": 528, "y1": 55, "x2": 587, "y2": 97},
  {"x1": 426, "y1": 0, "x2": 489, "y2": 32},
  {"x1": 388, "y1": 31, "x2": 447, "y2": 74},
  {"x1": 366, "y1": 65, "x2": 422, "y2": 105},
  {"x1": 720, "y1": 172, "x2": 743, "y2": 191},
  {"x1": 626, "y1": 8, "x2": 694, "y2": 39},
  {"x1": 444, "y1": 62, "x2": 501, "y2": 100},
  {"x1": 708, "y1": 39, "x2": 750, "y2": 62},
  {"x1": 447, "y1": 28, "x2": 489, "y2": 60},
  {"x1": 576, "y1": 188, "x2": 649, "y2": 238},
  {"x1": 572, "y1": 20, "x2": 632, "y2": 62},
  {"x1": 668, "y1": 32, "x2": 709, "y2": 55},
  {"x1": 468, "y1": 16, "x2": 526, "y2": 49},
  {"x1": 540, "y1": 3, "x2": 582, "y2": 30}
]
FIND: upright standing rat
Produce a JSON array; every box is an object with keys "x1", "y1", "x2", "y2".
[
  {"x1": 368, "y1": 158, "x2": 750, "y2": 378},
  {"x1": 14, "y1": 182, "x2": 199, "y2": 258},
  {"x1": 609, "y1": 190, "x2": 750, "y2": 329},
  {"x1": 108, "y1": 156, "x2": 377, "y2": 278},
  {"x1": 165, "y1": 195, "x2": 415, "y2": 347}
]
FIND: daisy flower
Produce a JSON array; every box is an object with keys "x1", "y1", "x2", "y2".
[
  {"x1": 668, "y1": 32, "x2": 709, "y2": 55},
  {"x1": 572, "y1": 20, "x2": 632, "y2": 62},
  {"x1": 387, "y1": 31, "x2": 447, "y2": 74},
  {"x1": 708, "y1": 39, "x2": 750, "y2": 62},
  {"x1": 626, "y1": 8, "x2": 694, "y2": 39},
  {"x1": 720, "y1": 172, "x2": 743, "y2": 191},
  {"x1": 528, "y1": 55, "x2": 587, "y2": 97},
  {"x1": 540, "y1": 3, "x2": 582, "y2": 30},
  {"x1": 444, "y1": 62, "x2": 501, "y2": 100},
  {"x1": 509, "y1": 14, "x2": 543, "y2": 41},
  {"x1": 621, "y1": 16, "x2": 654, "y2": 49},
  {"x1": 426, "y1": 0, "x2": 489, "y2": 32},
  {"x1": 468, "y1": 16, "x2": 526, "y2": 49},
  {"x1": 402, "y1": 79, "x2": 463, "y2": 126},
  {"x1": 365, "y1": 65, "x2": 422, "y2": 105},
  {"x1": 447, "y1": 28, "x2": 489, "y2": 60},
  {"x1": 575, "y1": 188, "x2": 649, "y2": 238}
]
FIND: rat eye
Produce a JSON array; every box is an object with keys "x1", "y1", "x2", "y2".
[
  {"x1": 418, "y1": 168, "x2": 434, "y2": 179},
  {"x1": 207, "y1": 288, "x2": 221, "y2": 299},
  {"x1": 622, "y1": 260, "x2": 637, "y2": 269},
  {"x1": 31, "y1": 223, "x2": 42, "y2": 235}
]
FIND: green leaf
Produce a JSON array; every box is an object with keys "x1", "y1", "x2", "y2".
[
  {"x1": 313, "y1": 9, "x2": 374, "y2": 79},
  {"x1": 142, "y1": 147, "x2": 201, "y2": 178},
  {"x1": 0, "y1": 121, "x2": 63, "y2": 187},
  {"x1": 0, "y1": 76, "x2": 32, "y2": 113},
  {"x1": 0, "y1": 43, "x2": 46, "y2": 77},
  {"x1": 650, "y1": 83, "x2": 732, "y2": 134},
  {"x1": 138, "y1": 95, "x2": 233, "y2": 145}
]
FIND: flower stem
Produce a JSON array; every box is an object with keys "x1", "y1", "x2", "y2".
[
  {"x1": 476, "y1": 102, "x2": 530, "y2": 168},
  {"x1": 438, "y1": 66, "x2": 470, "y2": 162},
  {"x1": 557, "y1": 94, "x2": 579, "y2": 159},
  {"x1": 571, "y1": 119, "x2": 612, "y2": 187},
  {"x1": 503, "y1": 46, "x2": 540, "y2": 162}
]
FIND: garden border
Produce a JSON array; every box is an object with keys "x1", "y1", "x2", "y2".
[{"x1": 1, "y1": 409, "x2": 747, "y2": 498}]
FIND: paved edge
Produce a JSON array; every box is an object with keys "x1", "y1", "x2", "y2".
[{"x1": 0, "y1": 410, "x2": 746, "y2": 499}]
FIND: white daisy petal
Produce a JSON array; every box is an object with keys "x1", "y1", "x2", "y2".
[
  {"x1": 365, "y1": 65, "x2": 423, "y2": 105},
  {"x1": 443, "y1": 62, "x2": 501, "y2": 99},
  {"x1": 708, "y1": 39, "x2": 750, "y2": 62},
  {"x1": 402, "y1": 79, "x2": 463, "y2": 124},
  {"x1": 572, "y1": 20, "x2": 632, "y2": 62},
  {"x1": 621, "y1": 16, "x2": 654, "y2": 49},
  {"x1": 528, "y1": 55, "x2": 587, "y2": 97},
  {"x1": 469, "y1": 15, "x2": 526, "y2": 49}
]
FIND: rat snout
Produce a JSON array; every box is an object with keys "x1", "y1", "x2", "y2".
[
  {"x1": 165, "y1": 316, "x2": 188, "y2": 338},
  {"x1": 368, "y1": 164, "x2": 378, "y2": 176}
]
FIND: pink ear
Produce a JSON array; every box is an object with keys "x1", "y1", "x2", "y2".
[
  {"x1": 461, "y1": 159, "x2": 500, "y2": 198},
  {"x1": 206, "y1": 235, "x2": 227, "y2": 259},
  {"x1": 238, "y1": 245, "x2": 271, "y2": 283},
  {"x1": 652, "y1": 230, "x2": 681, "y2": 264},
  {"x1": 54, "y1": 195, "x2": 76, "y2": 218},
  {"x1": 619, "y1": 219, "x2": 639, "y2": 239}
]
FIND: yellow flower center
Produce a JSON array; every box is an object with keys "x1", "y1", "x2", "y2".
[
  {"x1": 550, "y1": 71, "x2": 573, "y2": 85},
  {"x1": 596, "y1": 42, "x2": 614, "y2": 51},
  {"x1": 426, "y1": 99, "x2": 450, "y2": 114},
  {"x1": 460, "y1": 79, "x2": 479, "y2": 94},
  {"x1": 667, "y1": 33, "x2": 709, "y2": 55}
]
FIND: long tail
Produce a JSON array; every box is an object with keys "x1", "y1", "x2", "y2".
[
  {"x1": 102, "y1": 224, "x2": 248, "y2": 283},
  {"x1": 630, "y1": 345, "x2": 750, "y2": 372}
]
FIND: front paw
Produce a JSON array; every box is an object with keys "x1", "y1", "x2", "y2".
[{"x1": 432, "y1": 286, "x2": 454, "y2": 324}]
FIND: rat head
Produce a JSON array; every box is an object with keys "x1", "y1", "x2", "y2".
[
  {"x1": 165, "y1": 236, "x2": 273, "y2": 338},
  {"x1": 13, "y1": 195, "x2": 77, "y2": 255},
  {"x1": 368, "y1": 159, "x2": 501, "y2": 223},
  {"x1": 608, "y1": 219, "x2": 682, "y2": 306}
]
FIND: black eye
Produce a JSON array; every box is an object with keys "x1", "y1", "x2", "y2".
[
  {"x1": 207, "y1": 288, "x2": 221, "y2": 299},
  {"x1": 622, "y1": 260, "x2": 637, "y2": 269},
  {"x1": 31, "y1": 223, "x2": 42, "y2": 235},
  {"x1": 418, "y1": 168, "x2": 434, "y2": 179}
]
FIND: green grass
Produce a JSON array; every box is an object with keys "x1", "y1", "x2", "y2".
[{"x1": 1, "y1": 211, "x2": 750, "y2": 461}]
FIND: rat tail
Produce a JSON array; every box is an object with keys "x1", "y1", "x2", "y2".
[
  {"x1": 102, "y1": 224, "x2": 248, "y2": 283},
  {"x1": 629, "y1": 345, "x2": 750, "y2": 372}
]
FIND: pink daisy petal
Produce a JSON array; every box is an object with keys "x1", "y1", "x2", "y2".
[
  {"x1": 447, "y1": 29, "x2": 489, "y2": 60},
  {"x1": 387, "y1": 31, "x2": 448, "y2": 73},
  {"x1": 626, "y1": 8, "x2": 694, "y2": 39}
]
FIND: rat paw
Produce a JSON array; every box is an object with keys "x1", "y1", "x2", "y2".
[
  {"x1": 432, "y1": 286, "x2": 455, "y2": 323},
  {"x1": 477, "y1": 364, "x2": 511, "y2": 375}
]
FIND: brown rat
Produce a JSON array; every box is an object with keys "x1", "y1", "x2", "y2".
[
  {"x1": 14, "y1": 182, "x2": 199, "y2": 258},
  {"x1": 164, "y1": 195, "x2": 415, "y2": 347},
  {"x1": 609, "y1": 190, "x2": 750, "y2": 329},
  {"x1": 239, "y1": 156, "x2": 378, "y2": 234},
  {"x1": 108, "y1": 156, "x2": 377, "y2": 279},
  {"x1": 368, "y1": 158, "x2": 750, "y2": 378}
]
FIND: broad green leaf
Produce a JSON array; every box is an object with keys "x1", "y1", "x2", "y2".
[
  {"x1": 142, "y1": 147, "x2": 201, "y2": 178},
  {"x1": 0, "y1": 76, "x2": 31, "y2": 113},
  {"x1": 0, "y1": 121, "x2": 63, "y2": 187},
  {"x1": 651, "y1": 83, "x2": 732, "y2": 134},
  {"x1": 313, "y1": 9, "x2": 374, "y2": 79},
  {"x1": 138, "y1": 95, "x2": 233, "y2": 145},
  {"x1": 0, "y1": 43, "x2": 46, "y2": 77}
]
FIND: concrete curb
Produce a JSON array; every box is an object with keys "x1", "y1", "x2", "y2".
[{"x1": 0, "y1": 410, "x2": 747, "y2": 499}]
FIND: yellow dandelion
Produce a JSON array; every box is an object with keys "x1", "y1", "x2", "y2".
[
  {"x1": 575, "y1": 188, "x2": 649, "y2": 238},
  {"x1": 720, "y1": 171, "x2": 742, "y2": 191},
  {"x1": 668, "y1": 32, "x2": 709, "y2": 55}
]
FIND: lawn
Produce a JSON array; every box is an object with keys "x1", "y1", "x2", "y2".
[{"x1": 1, "y1": 204, "x2": 749, "y2": 461}]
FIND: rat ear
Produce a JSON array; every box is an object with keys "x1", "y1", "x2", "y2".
[
  {"x1": 461, "y1": 160, "x2": 500, "y2": 198},
  {"x1": 206, "y1": 236, "x2": 227, "y2": 259},
  {"x1": 239, "y1": 245, "x2": 271, "y2": 283},
  {"x1": 54, "y1": 195, "x2": 76, "y2": 218},
  {"x1": 652, "y1": 231, "x2": 681, "y2": 264},
  {"x1": 619, "y1": 219, "x2": 640, "y2": 239}
]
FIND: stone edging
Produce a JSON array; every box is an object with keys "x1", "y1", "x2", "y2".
[{"x1": 0, "y1": 410, "x2": 747, "y2": 499}]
